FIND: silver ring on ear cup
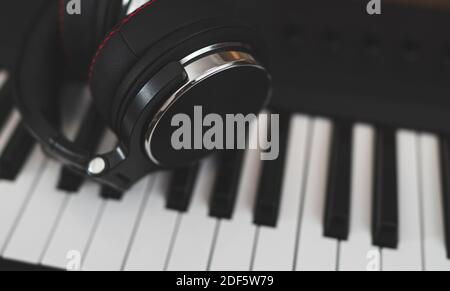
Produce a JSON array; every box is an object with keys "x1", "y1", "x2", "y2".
[{"x1": 144, "y1": 43, "x2": 268, "y2": 165}]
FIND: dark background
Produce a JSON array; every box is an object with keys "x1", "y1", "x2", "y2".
[{"x1": 2, "y1": 0, "x2": 450, "y2": 133}]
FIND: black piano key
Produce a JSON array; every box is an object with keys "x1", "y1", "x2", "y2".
[
  {"x1": 0, "y1": 258, "x2": 61, "y2": 271},
  {"x1": 439, "y1": 135, "x2": 450, "y2": 259},
  {"x1": 57, "y1": 108, "x2": 105, "y2": 192},
  {"x1": 57, "y1": 167, "x2": 85, "y2": 193},
  {"x1": 372, "y1": 127, "x2": 399, "y2": 249},
  {"x1": 0, "y1": 81, "x2": 13, "y2": 130},
  {"x1": 324, "y1": 122, "x2": 353, "y2": 241},
  {"x1": 166, "y1": 164, "x2": 200, "y2": 213},
  {"x1": 253, "y1": 114, "x2": 290, "y2": 228},
  {"x1": 100, "y1": 186, "x2": 125, "y2": 200},
  {"x1": 209, "y1": 150, "x2": 245, "y2": 219},
  {"x1": 0, "y1": 122, "x2": 35, "y2": 181}
]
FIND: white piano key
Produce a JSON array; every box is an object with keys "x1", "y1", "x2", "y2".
[
  {"x1": 420, "y1": 134, "x2": 450, "y2": 271},
  {"x1": 82, "y1": 177, "x2": 153, "y2": 271},
  {"x1": 0, "y1": 147, "x2": 47, "y2": 251},
  {"x1": 383, "y1": 131, "x2": 422, "y2": 271},
  {"x1": 2, "y1": 160, "x2": 68, "y2": 264},
  {"x1": 1, "y1": 92, "x2": 92, "y2": 264},
  {"x1": 127, "y1": 0, "x2": 149, "y2": 14},
  {"x1": 0, "y1": 110, "x2": 21, "y2": 154},
  {"x1": 166, "y1": 157, "x2": 219, "y2": 271},
  {"x1": 41, "y1": 182, "x2": 105, "y2": 270},
  {"x1": 0, "y1": 70, "x2": 8, "y2": 88},
  {"x1": 209, "y1": 121, "x2": 262, "y2": 271},
  {"x1": 296, "y1": 118, "x2": 338, "y2": 271},
  {"x1": 252, "y1": 115, "x2": 312, "y2": 271},
  {"x1": 339, "y1": 124, "x2": 381, "y2": 271},
  {"x1": 41, "y1": 128, "x2": 118, "y2": 270},
  {"x1": 124, "y1": 172, "x2": 179, "y2": 271}
]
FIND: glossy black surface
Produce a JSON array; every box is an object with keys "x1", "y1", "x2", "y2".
[
  {"x1": 209, "y1": 150, "x2": 245, "y2": 220},
  {"x1": 166, "y1": 165, "x2": 200, "y2": 213},
  {"x1": 0, "y1": 123, "x2": 35, "y2": 181},
  {"x1": 0, "y1": 82, "x2": 13, "y2": 130},
  {"x1": 253, "y1": 114, "x2": 290, "y2": 228},
  {"x1": 0, "y1": 259, "x2": 60, "y2": 271},
  {"x1": 372, "y1": 127, "x2": 399, "y2": 249},
  {"x1": 149, "y1": 66, "x2": 270, "y2": 168},
  {"x1": 100, "y1": 186, "x2": 125, "y2": 200},
  {"x1": 439, "y1": 136, "x2": 450, "y2": 259},
  {"x1": 324, "y1": 122, "x2": 353, "y2": 241}
]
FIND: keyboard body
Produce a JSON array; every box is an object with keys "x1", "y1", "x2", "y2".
[{"x1": 2, "y1": 0, "x2": 450, "y2": 133}]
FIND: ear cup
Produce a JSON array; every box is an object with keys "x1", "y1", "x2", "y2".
[
  {"x1": 89, "y1": 0, "x2": 267, "y2": 133},
  {"x1": 59, "y1": 0, "x2": 123, "y2": 78}
]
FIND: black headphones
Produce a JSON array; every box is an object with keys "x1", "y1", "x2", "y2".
[{"x1": 14, "y1": 0, "x2": 271, "y2": 192}]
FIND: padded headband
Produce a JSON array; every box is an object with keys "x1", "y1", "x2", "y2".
[
  {"x1": 59, "y1": 0, "x2": 123, "y2": 78},
  {"x1": 16, "y1": 1, "x2": 92, "y2": 170}
]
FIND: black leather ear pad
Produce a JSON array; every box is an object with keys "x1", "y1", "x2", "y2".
[
  {"x1": 90, "y1": 0, "x2": 266, "y2": 134},
  {"x1": 59, "y1": 0, "x2": 123, "y2": 78}
]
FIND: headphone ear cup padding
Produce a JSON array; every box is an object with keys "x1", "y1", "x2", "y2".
[{"x1": 90, "y1": 0, "x2": 264, "y2": 129}]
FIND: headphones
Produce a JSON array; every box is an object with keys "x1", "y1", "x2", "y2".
[{"x1": 14, "y1": 0, "x2": 271, "y2": 192}]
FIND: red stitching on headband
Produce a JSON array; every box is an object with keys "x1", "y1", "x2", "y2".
[
  {"x1": 88, "y1": 0, "x2": 159, "y2": 80},
  {"x1": 58, "y1": 0, "x2": 70, "y2": 60}
]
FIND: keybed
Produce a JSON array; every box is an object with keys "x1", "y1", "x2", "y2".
[{"x1": 0, "y1": 75, "x2": 450, "y2": 271}]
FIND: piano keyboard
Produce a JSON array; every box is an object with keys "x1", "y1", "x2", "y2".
[{"x1": 0, "y1": 70, "x2": 450, "y2": 271}]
